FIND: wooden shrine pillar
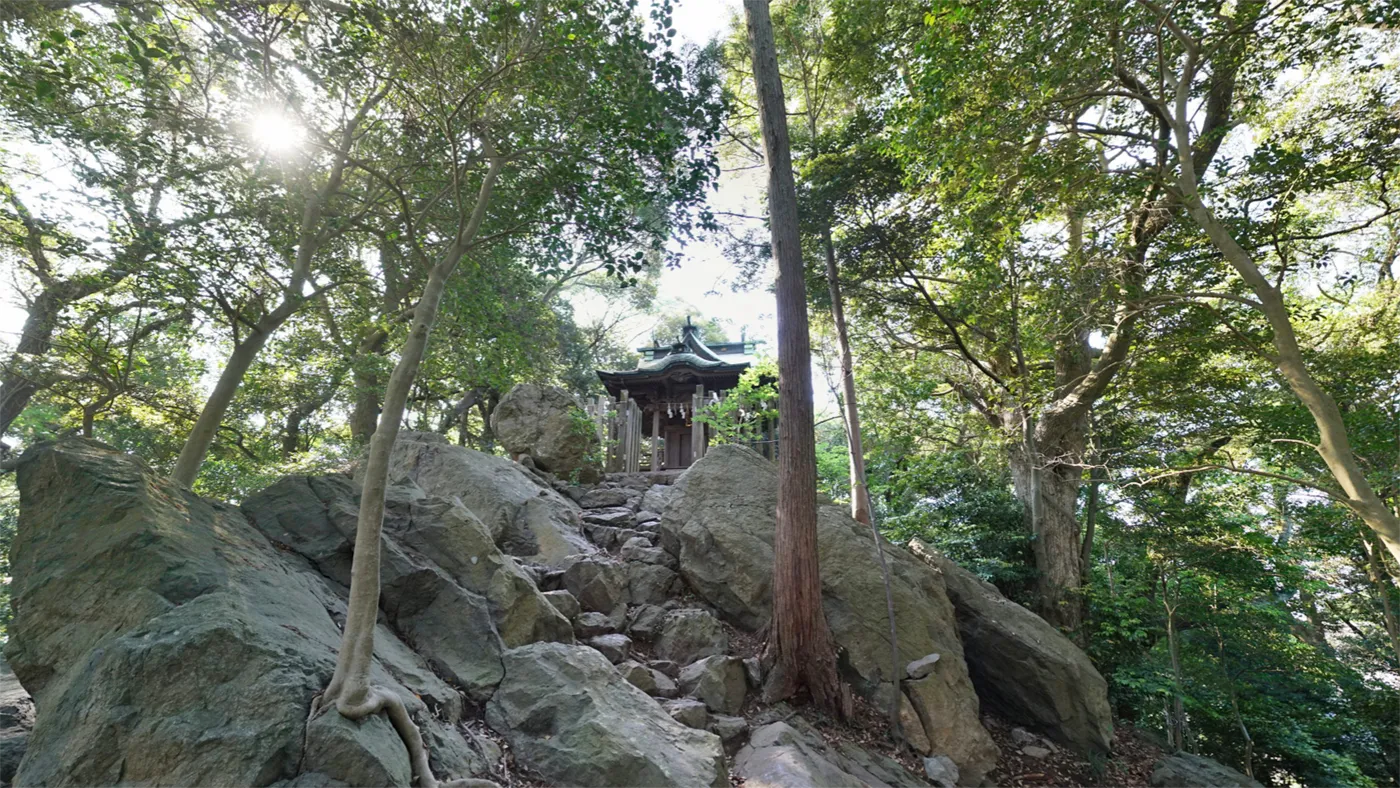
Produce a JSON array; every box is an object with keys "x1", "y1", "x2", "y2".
[
  {"x1": 650, "y1": 406, "x2": 660, "y2": 471},
  {"x1": 691, "y1": 383, "x2": 706, "y2": 464}
]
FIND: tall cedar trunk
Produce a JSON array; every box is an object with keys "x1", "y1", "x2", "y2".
[
  {"x1": 1174, "y1": 124, "x2": 1400, "y2": 576},
  {"x1": 822, "y1": 232, "x2": 872, "y2": 524},
  {"x1": 744, "y1": 0, "x2": 846, "y2": 717}
]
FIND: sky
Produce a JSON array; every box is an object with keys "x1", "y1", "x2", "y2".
[{"x1": 576, "y1": 0, "x2": 777, "y2": 353}]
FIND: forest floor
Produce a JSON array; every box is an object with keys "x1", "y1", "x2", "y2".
[{"x1": 982, "y1": 716, "x2": 1163, "y2": 788}]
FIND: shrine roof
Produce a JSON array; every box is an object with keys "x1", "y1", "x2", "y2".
[{"x1": 596, "y1": 319, "x2": 756, "y2": 387}]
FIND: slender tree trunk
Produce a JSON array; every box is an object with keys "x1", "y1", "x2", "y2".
[
  {"x1": 318, "y1": 152, "x2": 502, "y2": 788},
  {"x1": 744, "y1": 0, "x2": 846, "y2": 718},
  {"x1": 172, "y1": 331, "x2": 272, "y2": 485},
  {"x1": 1363, "y1": 532, "x2": 1400, "y2": 669},
  {"x1": 1082, "y1": 466, "x2": 1101, "y2": 579},
  {"x1": 476, "y1": 396, "x2": 497, "y2": 451},
  {"x1": 350, "y1": 356, "x2": 385, "y2": 444},
  {"x1": 1174, "y1": 132, "x2": 1400, "y2": 576},
  {"x1": 171, "y1": 91, "x2": 380, "y2": 485},
  {"x1": 823, "y1": 233, "x2": 872, "y2": 525},
  {"x1": 1164, "y1": 589, "x2": 1186, "y2": 752}
]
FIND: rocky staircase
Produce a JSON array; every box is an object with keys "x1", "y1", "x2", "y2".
[{"x1": 526, "y1": 472, "x2": 760, "y2": 757}]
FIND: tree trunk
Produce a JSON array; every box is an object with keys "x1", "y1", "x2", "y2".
[
  {"x1": 823, "y1": 233, "x2": 873, "y2": 525},
  {"x1": 1012, "y1": 431, "x2": 1087, "y2": 633},
  {"x1": 318, "y1": 151, "x2": 502, "y2": 788},
  {"x1": 1174, "y1": 132, "x2": 1400, "y2": 576},
  {"x1": 171, "y1": 331, "x2": 272, "y2": 486},
  {"x1": 0, "y1": 280, "x2": 101, "y2": 441},
  {"x1": 744, "y1": 0, "x2": 846, "y2": 718},
  {"x1": 1363, "y1": 532, "x2": 1400, "y2": 669},
  {"x1": 350, "y1": 361, "x2": 384, "y2": 444},
  {"x1": 1082, "y1": 466, "x2": 1101, "y2": 579},
  {"x1": 1164, "y1": 587, "x2": 1186, "y2": 752}
]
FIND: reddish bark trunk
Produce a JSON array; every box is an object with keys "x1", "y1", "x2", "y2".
[{"x1": 745, "y1": 0, "x2": 847, "y2": 718}]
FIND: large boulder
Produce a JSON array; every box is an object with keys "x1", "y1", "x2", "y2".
[
  {"x1": 659, "y1": 445, "x2": 998, "y2": 783},
  {"x1": 376, "y1": 431, "x2": 594, "y2": 564},
  {"x1": 3, "y1": 439, "x2": 492, "y2": 786},
  {"x1": 1150, "y1": 753, "x2": 1263, "y2": 787},
  {"x1": 491, "y1": 383, "x2": 602, "y2": 483},
  {"x1": 0, "y1": 656, "x2": 33, "y2": 788},
  {"x1": 242, "y1": 474, "x2": 572, "y2": 702},
  {"x1": 909, "y1": 539, "x2": 1113, "y2": 756},
  {"x1": 734, "y1": 716, "x2": 926, "y2": 788},
  {"x1": 486, "y1": 642, "x2": 728, "y2": 787}
]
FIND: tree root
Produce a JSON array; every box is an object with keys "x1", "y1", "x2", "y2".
[{"x1": 310, "y1": 684, "x2": 440, "y2": 788}]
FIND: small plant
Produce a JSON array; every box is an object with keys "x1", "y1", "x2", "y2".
[{"x1": 697, "y1": 359, "x2": 778, "y2": 445}]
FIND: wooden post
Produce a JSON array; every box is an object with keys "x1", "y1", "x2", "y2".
[
  {"x1": 616, "y1": 390, "x2": 630, "y2": 473},
  {"x1": 651, "y1": 406, "x2": 661, "y2": 471},
  {"x1": 692, "y1": 383, "x2": 706, "y2": 464}
]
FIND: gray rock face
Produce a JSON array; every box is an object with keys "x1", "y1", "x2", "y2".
[
  {"x1": 923, "y1": 755, "x2": 959, "y2": 788},
  {"x1": 664, "y1": 698, "x2": 710, "y2": 730},
  {"x1": 627, "y1": 604, "x2": 669, "y2": 641},
  {"x1": 654, "y1": 608, "x2": 730, "y2": 665},
  {"x1": 486, "y1": 643, "x2": 727, "y2": 787},
  {"x1": 641, "y1": 484, "x2": 673, "y2": 515},
  {"x1": 906, "y1": 653, "x2": 941, "y2": 679},
  {"x1": 581, "y1": 487, "x2": 632, "y2": 509},
  {"x1": 0, "y1": 656, "x2": 33, "y2": 788},
  {"x1": 542, "y1": 589, "x2": 581, "y2": 621},
  {"x1": 620, "y1": 536, "x2": 673, "y2": 567},
  {"x1": 243, "y1": 472, "x2": 577, "y2": 697},
  {"x1": 1150, "y1": 753, "x2": 1263, "y2": 788},
  {"x1": 3, "y1": 439, "x2": 489, "y2": 786},
  {"x1": 910, "y1": 538, "x2": 1114, "y2": 756},
  {"x1": 628, "y1": 562, "x2": 679, "y2": 605},
  {"x1": 380, "y1": 432, "x2": 593, "y2": 564},
  {"x1": 678, "y1": 656, "x2": 748, "y2": 715},
  {"x1": 734, "y1": 718, "x2": 925, "y2": 788},
  {"x1": 562, "y1": 557, "x2": 628, "y2": 620},
  {"x1": 575, "y1": 611, "x2": 616, "y2": 638},
  {"x1": 587, "y1": 633, "x2": 632, "y2": 663},
  {"x1": 491, "y1": 383, "x2": 602, "y2": 483},
  {"x1": 659, "y1": 446, "x2": 997, "y2": 782}
]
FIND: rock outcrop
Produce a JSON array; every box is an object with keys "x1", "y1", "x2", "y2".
[
  {"x1": 1150, "y1": 753, "x2": 1263, "y2": 787},
  {"x1": 659, "y1": 445, "x2": 998, "y2": 783},
  {"x1": 734, "y1": 713, "x2": 926, "y2": 788},
  {"x1": 0, "y1": 656, "x2": 32, "y2": 788},
  {"x1": 491, "y1": 383, "x2": 602, "y2": 483},
  {"x1": 910, "y1": 539, "x2": 1113, "y2": 755},
  {"x1": 377, "y1": 431, "x2": 593, "y2": 564},
  {"x1": 243, "y1": 473, "x2": 573, "y2": 685},
  {"x1": 3, "y1": 439, "x2": 495, "y2": 786},
  {"x1": 5, "y1": 437, "x2": 973, "y2": 788},
  {"x1": 486, "y1": 643, "x2": 727, "y2": 787}
]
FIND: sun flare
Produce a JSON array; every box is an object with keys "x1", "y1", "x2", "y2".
[{"x1": 248, "y1": 108, "x2": 305, "y2": 154}]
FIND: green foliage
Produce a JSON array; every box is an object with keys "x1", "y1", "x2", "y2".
[{"x1": 696, "y1": 359, "x2": 778, "y2": 445}]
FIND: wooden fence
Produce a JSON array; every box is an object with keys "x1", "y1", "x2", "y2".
[
  {"x1": 585, "y1": 388, "x2": 776, "y2": 474},
  {"x1": 584, "y1": 392, "x2": 644, "y2": 473}
]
